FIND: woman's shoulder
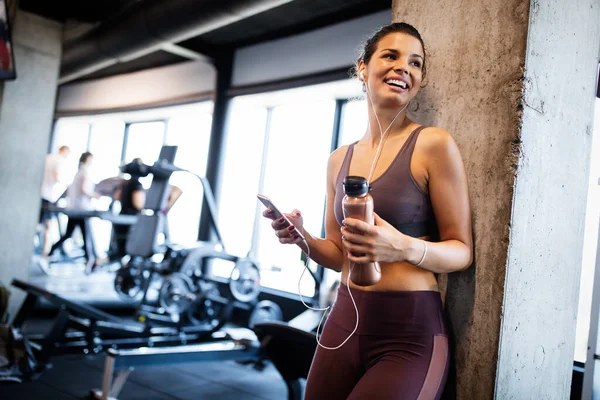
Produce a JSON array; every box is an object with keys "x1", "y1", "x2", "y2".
[
  {"x1": 331, "y1": 143, "x2": 352, "y2": 157},
  {"x1": 326, "y1": 143, "x2": 353, "y2": 181},
  {"x1": 418, "y1": 126, "x2": 457, "y2": 153},
  {"x1": 328, "y1": 143, "x2": 353, "y2": 167}
]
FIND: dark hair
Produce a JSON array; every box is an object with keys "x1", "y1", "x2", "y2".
[
  {"x1": 120, "y1": 158, "x2": 149, "y2": 178},
  {"x1": 79, "y1": 152, "x2": 93, "y2": 166},
  {"x1": 356, "y1": 22, "x2": 427, "y2": 79}
]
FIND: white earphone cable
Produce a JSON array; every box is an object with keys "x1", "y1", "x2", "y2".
[
  {"x1": 296, "y1": 242, "x2": 359, "y2": 350},
  {"x1": 293, "y1": 72, "x2": 410, "y2": 350},
  {"x1": 364, "y1": 76, "x2": 409, "y2": 184}
]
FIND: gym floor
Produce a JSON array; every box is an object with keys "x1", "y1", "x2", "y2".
[{"x1": 0, "y1": 259, "x2": 290, "y2": 400}]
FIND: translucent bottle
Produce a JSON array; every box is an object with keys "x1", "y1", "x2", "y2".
[{"x1": 342, "y1": 176, "x2": 381, "y2": 286}]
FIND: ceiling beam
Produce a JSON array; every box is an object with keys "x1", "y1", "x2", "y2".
[
  {"x1": 160, "y1": 43, "x2": 213, "y2": 63},
  {"x1": 60, "y1": 0, "x2": 296, "y2": 84}
]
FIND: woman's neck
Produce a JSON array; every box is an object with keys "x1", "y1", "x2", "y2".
[{"x1": 364, "y1": 105, "x2": 411, "y2": 147}]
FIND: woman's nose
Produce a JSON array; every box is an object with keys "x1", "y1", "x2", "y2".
[
  {"x1": 394, "y1": 59, "x2": 409, "y2": 74},
  {"x1": 394, "y1": 64, "x2": 409, "y2": 75}
]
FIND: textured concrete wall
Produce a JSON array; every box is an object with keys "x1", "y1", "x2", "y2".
[
  {"x1": 0, "y1": 10, "x2": 62, "y2": 320},
  {"x1": 391, "y1": 1, "x2": 530, "y2": 398},
  {"x1": 496, "y1": 0, "x2": 600, "y2": 398}
]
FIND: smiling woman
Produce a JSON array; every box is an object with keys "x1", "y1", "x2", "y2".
[{"x1": 261, "y1": 22, "x2": 473, "y2": 400}]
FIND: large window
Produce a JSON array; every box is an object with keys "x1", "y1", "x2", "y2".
[
  {"x1": 166, "y1": 114, "x2": 213, "y2": 246},
  {"x1": 218, "y1": 79, "x2": 364, "y2": 296},
  {"x1": 88, "y1": 120, "x2": 126, "y2": 183},
  {"x1": 50, "y1": 102, "x2": 213, "y2": 257},
  {"x1": 257, "y1": 100, "x2": 336, "y2": 295},
  {"x1": 339, "y1": 99, "x2": 368, "y2": 146},
  {"x1": 87, "y1": 120, "x2": 126, "y2": 252},
  {"x1": 51, "y1": 120, "x2": 90, "y2": 185},
  {"x1": 124, "y1": 121, "x2": 166, "y2": 189},
  {"x1": 217, "y1": 103, "x2": 268, "y2": 260}
]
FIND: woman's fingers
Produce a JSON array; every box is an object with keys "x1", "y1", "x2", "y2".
[
  {"x1": 342, "y1": 217, "x2": 372, "y2": 233},
  {"x1": 275, "y1": 225, "x2": 297, "y2": 238},
  {"x1": 262, "y1": 208, "x2": 276, "y2": 219},
  {"x1": 270, "y1": 216, "x2": 289, "y2": 230},
  {"x1": 279, "y1": 229, "x2": 302, "y2": 244},
  {"x1": 263, "y1": 208, "x2": 304, "y2": 245},
  {"x1": 340, "y1": 227, "x2": 370, "y2": 245},
  {"x1": 342, "y1": 237, "x2": 371, "y2": 254}
]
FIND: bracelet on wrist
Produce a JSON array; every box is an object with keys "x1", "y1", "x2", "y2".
[{"x1": 415, "y1": 240, "x2": 428, "y2": 267}]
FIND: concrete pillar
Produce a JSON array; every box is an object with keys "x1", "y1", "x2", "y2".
[
  {"x1": 0, "y1": 10, "x2": 62, "y2": 320},
  {"x1": 496, "y1": 1, "x2": 600, "y2": 398},
  {"x1": 392, "y1": 0, "x2": 600, "y2": 398}
]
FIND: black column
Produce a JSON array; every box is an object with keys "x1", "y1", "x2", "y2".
[{"x1": 198, "y1": 51, "x2": 234, "y2": 242}]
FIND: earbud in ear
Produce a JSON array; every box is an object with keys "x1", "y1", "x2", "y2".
[{"x1": 360, "y1": 71, "x2": 365, "y2": 81}]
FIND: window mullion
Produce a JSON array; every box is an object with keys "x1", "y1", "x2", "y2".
[{"x1": 250, "y1": 106, "x2": 274, "y2": 257}]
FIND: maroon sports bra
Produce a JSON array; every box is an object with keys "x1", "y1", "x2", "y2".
[{"x1": 334, "y1": 126, "x2": 436, "y2": 238}]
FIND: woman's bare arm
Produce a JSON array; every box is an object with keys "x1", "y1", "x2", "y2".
[{"x1": 341, "y1": 128, "x2": 473, "y2": 273}]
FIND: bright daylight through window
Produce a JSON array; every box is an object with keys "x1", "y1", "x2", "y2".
[{"x1": 217, "y1": 79, "x2": 365, "y2": 296}]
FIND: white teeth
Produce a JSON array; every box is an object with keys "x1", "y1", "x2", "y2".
[{"x1": 386, "y1": 79, "x2": 407, "y2": 89}]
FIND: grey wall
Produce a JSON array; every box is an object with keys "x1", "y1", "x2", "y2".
[
  {"x1": 0, "y1": 10, "x2": 62, "y2": 320},
  {"x1": 56, "y1": 60, "x2": 216, "y2": 115},
  {"x1": 232, "y1": 10, "x2": 390, "y2": 86},
  {"x1": 496, "y1": 0, "x2": 600, "y2": 398}
]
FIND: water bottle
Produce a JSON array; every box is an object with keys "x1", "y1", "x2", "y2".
[{"x1": 342, "y1": 176, "x2": 381, "y2": 286}]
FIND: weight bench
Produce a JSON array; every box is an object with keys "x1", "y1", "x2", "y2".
[
  {"x1": 12, "y1": 279, "x2": 327, "y2": 400},
  {"x1": 91, "y1": 319, "x2": 317, "y2": 400},
  {"x1": 91, "y1": 340, "x2": 259, "y2": 400},
  {"x1": 11, "y1": 279, "x2": 238, "y2": 363},
  {"x1": 11, "y1": 279, "x2": 264, "y2": 398}
]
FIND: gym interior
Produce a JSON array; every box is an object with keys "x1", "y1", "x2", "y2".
[{"x1": 0, "y1": 0, "x2": 599, "y2": 399}]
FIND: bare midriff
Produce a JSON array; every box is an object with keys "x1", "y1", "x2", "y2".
[{"x1": 341, "y1": 235, "x2": 439, "y2": 292}]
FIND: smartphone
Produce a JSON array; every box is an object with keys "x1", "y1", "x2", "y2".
[{"x1": 257, "y1": 194, "x2": 305, "y2": 241}]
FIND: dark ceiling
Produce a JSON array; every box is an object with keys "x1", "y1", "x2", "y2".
[
  {"x1": 19, "y1": 0, "x2": 139, "y2": 24},
  {"x1": 18, "y1": 0, "x2": 392, "y2": 84}
]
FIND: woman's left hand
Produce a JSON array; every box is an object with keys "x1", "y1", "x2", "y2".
[{"x1": 341, "y1": 212, "x2": 410, "y2": 264}]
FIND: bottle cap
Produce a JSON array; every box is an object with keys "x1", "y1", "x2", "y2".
[{"x1": 343, "y1": 176, "x2": 369, "y2": 196}]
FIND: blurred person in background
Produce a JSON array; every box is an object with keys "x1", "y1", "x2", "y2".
[
  {"x1": 49, "y1": 152, "x2": 101, "y2": 270},
  {"x1": 38, "y1": 145, "x2": 71, "y2": 256}
]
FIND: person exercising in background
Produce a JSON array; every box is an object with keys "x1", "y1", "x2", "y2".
[
  {"x1": 39, "y1": 145, "x2": 71, "y2": 256},
  {"x1": 49, "y1": 152, "x2": 101, "y2": 268},
  {"x1": 111, "y1": 158, "x2": 145, "y2": 257},
  {"x1": 111, "y1": 158, "x2": 183, "y2": 258}
]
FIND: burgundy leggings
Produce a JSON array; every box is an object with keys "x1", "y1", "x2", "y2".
[{"x1": 305, "y1": 284, "x2": 449, "y2": 400}]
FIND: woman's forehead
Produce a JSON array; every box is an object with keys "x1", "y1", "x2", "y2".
[{"x1": 376, "y1": 33, "x2": 424, "y2": 56}]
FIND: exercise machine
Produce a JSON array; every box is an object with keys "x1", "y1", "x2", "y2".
[
  {"x1": 13, "y1": 145, "x2": 334, "y2": 399},
  {"x1": 112, "y1": 146, "x2": 262, "y2": 327}
]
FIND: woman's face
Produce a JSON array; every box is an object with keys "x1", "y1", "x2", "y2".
[{"x1": 360, "y1": 32, "x2": 425, "y2": 108}]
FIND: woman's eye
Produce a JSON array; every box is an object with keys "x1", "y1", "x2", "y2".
[
  {"x1": 383, "y1": 54, "x2": 396, "y2": 60},
  {"x1": 411, "y1": 61, "x2": 422, "y2": 68}
]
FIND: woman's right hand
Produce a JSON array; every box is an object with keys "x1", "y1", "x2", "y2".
[{"x1": 262, "y1": 208, "x2": 305, "y2": 245}]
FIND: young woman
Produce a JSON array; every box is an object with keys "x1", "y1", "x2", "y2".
[
  {"x1": 50, "y1": 152, "x2": 100, "y2": 268},
  {"x1": 262, "y1": 22, "x2": 472, "y2": 399}
]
